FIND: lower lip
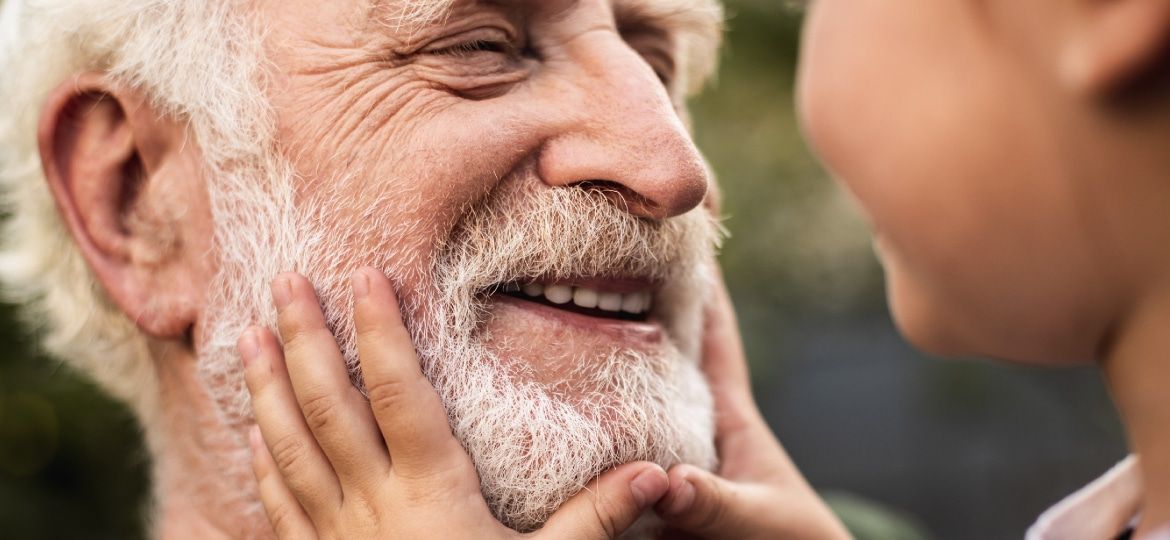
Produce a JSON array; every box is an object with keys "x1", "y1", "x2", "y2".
[{"x1": 492, "y1": 295, "x2": 664, "y2": 344}]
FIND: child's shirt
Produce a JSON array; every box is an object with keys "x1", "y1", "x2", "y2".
[{"x1": 1026, "y1": 456, "x2": 1170, "y2": 539}]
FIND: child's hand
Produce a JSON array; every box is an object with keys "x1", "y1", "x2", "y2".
[
  {"x1": 238, "y1": 268, "x2": 669, "y2": 539},
  {"x1": 654, "y1": 277, "x2": 852, "y2": 540}
]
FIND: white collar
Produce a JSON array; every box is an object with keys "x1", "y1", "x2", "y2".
[
  {"x1": 0, "y1": 0, "x2": 23, "y2": 49},
  {"x1": 1026, "y1": 456, "x2": 1159, "y2": 539}
]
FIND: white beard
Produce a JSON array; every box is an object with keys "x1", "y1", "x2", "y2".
[
  {"x1": 413, "y1": 179, "x2": 720, "y2": 532},
  {"x1": 195, "y1": 162, "x2": 720, "y2": 534}
]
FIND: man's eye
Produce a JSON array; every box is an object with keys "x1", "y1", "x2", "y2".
[
  {"x1": 412, "y1": 28, "x2": 533, "y2": 98},
  {"x1": 421, "y1": 28, "x2": 519, "y2": 59},
  {"x1": 428, "y1": 39, "x2": 513, "y2": 57}
]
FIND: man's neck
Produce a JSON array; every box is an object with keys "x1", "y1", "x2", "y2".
[
  {"x1": 1103, "y1": 283, "x2": 1170, "y2": 537},
  {"x1": 153, "y1": 501, "x2": 245, "y2": 540},
  {"x1": 148, "y1": 347, "x2": 269, "y2": 539}
]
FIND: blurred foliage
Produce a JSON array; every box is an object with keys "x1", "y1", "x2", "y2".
[
  {"x1": 692, "y1": 1, "x2": 881, "y2": 313},
  {"x1": 0, "y1": 304, "x2": 149, "y2": 539},
  {"x1": 689, "y1": 1, "x2": 884, "y2": 391},
  {"x1": 824, "y1": 492, "x2": 932, "y2": 540}
]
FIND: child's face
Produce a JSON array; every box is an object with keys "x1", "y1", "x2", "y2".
[{"x1": 797, "y1": 0, "x2": 1134, "y2": 364}]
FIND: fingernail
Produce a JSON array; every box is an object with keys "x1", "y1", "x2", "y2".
[
  {"x1": 272, "y1": 275, "x2": 292, "y2": 310},
  {"x1": 666, "y1": 477, "x2": 696, "y2": 515},
  {"x1": 238, "y1": 328, "x2": 259, "y2": 366},
  {"x1": 352, "y1": 269, "x2": 370, "y2": 300},
  {"x1": 630, "y1": 467, "x2": 669, "y2": 508}
]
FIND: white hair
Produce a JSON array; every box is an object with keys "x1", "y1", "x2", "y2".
[{"x1": 0, "y1": 0, "x2": 276, "y2": 424}]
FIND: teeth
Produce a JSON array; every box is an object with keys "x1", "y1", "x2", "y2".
[
  {"x1": 544, "y1": 284, "x2": 573, "y2": 305},
  {"x1": 573, "y1": 288, "x2": 599, "y2": 309},
  {"x1": 506, "y1": 282, "x2": 652, "y2": 315},
  {"x1": 621, "y1": 292, "x2": 645, "y2": 314},
  {"x1": 597, "y1": 292, "x2": 623, "y2": 311}
]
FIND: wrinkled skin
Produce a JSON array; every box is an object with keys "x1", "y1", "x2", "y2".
[{"x1": 258, "y1": 0, "x2": 714, "y2": 393}]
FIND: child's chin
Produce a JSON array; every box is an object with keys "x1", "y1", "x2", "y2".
[
  {"x1": 888, "y1": 279, "x2": 1104, "y2": 364},
  {"x1": 894, "y1": 315, "x2": 967, "y2": 359},
  {"x1": 886, "y1": 282, "x2": 968, "y2": 358}
]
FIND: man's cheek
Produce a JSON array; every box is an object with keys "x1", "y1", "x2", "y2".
[{"x1": 272, "y1": 55, "x2": 442, "y2": 160}]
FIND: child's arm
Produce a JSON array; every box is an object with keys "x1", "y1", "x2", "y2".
[
  {"x1": 652, "y1": 278, "x2": 852, "y2": 540},
  {"x1": 239, "y1": 269, "x2": 669, "y2": 539}
]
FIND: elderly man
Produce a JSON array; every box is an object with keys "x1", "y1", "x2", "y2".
[{"x1": 0, "y1": 0, "x2": 727, "y2": 537}]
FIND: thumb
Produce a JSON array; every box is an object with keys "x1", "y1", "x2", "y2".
[
  {"x1": 538, "y1": 462, "x2": 669, "y2": 540},
  {"x1": 655, "y1": 464, "x2": 747, "y2": 537},
  {"x1": 656, "y1": 465, "x2": 850, "y2": 540}
]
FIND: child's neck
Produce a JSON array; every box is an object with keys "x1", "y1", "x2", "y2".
[{"x1": 1103, "y1": 283, "x2": 1170, "y2": 537}]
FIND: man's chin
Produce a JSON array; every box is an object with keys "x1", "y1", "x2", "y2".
[{"x1": 418, "y1": 292, "x2": 715, "y2": 533}]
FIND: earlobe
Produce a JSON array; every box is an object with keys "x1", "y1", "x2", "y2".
[
  {"x1": 1060, "y1": 0, "x2": 1170, "y2": 96},
  {"x1": 37, "y1": 73, "x2": 200, "y2": 340}
]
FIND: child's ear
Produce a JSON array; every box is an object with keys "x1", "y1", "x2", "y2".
[{"x1": 1060, "y1": 0, "x2": 1170, "y2": 96}]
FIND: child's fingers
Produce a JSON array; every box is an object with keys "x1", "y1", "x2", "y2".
[
  {"x1": 240, "y1": 327, "x2": 342, "y2": 518},
  {"x1": 538, "y1": 462, "x2": 668, "y2": 540},
  {"x1": 271, "y1": 273, "x2": 391, "y2": 487},
  {"x1": 249, "y1": 426, "x2": 318, "y2": 540},
  {"x1": 655, "y1": 465, "x2": 848, "y2": 540},
  {"x1": 700, "y1": 274, "x2": 783, "y2": 476},
  {"x1": 701, "y1": 273, "x2": 756, "y2": 423},
  {"x1": 702, "y1": 272, "x2": 748, "y2": 379},
  {"x1": 655, "y1": 464, "x2": 744, "y2": 538},
  {"x1": 351, "y1": 267, "x2": 470, "y2": 480}
]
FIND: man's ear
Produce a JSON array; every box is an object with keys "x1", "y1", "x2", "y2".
[
  {"x1": 38, "y1": 73, "x2": 207, "y2": 341},
  {"x1": 1060, "y1": 0, "x2": 1170, "y2": 95}
]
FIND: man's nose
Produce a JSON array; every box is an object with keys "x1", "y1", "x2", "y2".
[{"x1": 536, "y1": 33, "x2": 709, "y2": 220}]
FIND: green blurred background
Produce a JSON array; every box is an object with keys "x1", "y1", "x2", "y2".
[{"x1": 0, "y1": 1, "x2": 1128, "y2": 538}]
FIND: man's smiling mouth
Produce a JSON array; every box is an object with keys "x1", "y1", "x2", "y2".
[{"x1": 489, "y1": 279, "x2": 654, "y2": 322}]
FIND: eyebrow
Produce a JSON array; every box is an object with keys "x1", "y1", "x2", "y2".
[
  {"x1": 369, "y1": 0, "x2": 457, "y2": 30},
  {"x1": 372, "y1": 0, "x2": 720, "y2": 29},
  {"x1": 614, "y1": 0, "x2": 723, "y2": 36}
]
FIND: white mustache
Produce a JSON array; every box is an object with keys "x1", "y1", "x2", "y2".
[{"x1": 423, "y1": 179, "x2": 722, "y2": 338}]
